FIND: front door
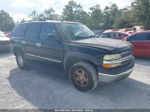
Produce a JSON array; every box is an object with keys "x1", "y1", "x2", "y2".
[
  {"x1": 38, "y1": 23, "x2": 64, "y2": 68},
  {"x1": 127, "y1": 33, "x2": 149, "y2": 57}
]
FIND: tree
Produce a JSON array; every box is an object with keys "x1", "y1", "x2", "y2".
[
  {"x1": 62, "y1": 1, "x2": 81, "y2": 21},
  {"x1": 113, "y1": 9, "x2": 136, "y2": 29},
  {"x1": 0, "y1": 10, "x2": 15, "y2": 32},
  {"x1": 28, "y1": 10, "x2": 39, "y2": 21},
  {"x1": 131, "y1": 0, "x2": 150, "y2": 29},
  {"x1": 42, "y1": 8, "x2": 59, "y2": 20},
  {"x1": 29, "y1": 8, "x2": 59, "y2": 21},
  {"x1": 102, "y1": 4, "x2": 120, "y2": 29},
  {"x1": 87, "y1": 5, "x2": 103, "y2": 30},
  {"x1": 62, "y1": 0, "x2": 89, "y2": 24}
]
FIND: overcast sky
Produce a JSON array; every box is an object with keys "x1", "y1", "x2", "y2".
[{"x1": 0, "y1": 0, "x2": 133, "y2": 21}]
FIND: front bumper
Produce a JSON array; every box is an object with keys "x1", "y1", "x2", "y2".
[
  {"x1": 98, "y1": 68, "x2": 133, "y2": 83},
  {"x1": 98, "y1": 55, "x2": 135, "y2": 83}
]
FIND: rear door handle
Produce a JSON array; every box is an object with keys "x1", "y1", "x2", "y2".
[{"x1": 36, "y1": 43, "x2": 41, "y2": 47}]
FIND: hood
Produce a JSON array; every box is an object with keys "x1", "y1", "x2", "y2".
[
  {"x1": 0, "y1": 36, "x2": 10, "y2": 41},
  {"x1": 71, "y1": 38, "x2": 132, "y2": 53}
]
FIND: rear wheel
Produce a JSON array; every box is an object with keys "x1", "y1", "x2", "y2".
[
  {"x1": 69, "y1": 62, "x2": 98, "y2": 92},
  {"x1": 16, "y1": 52, "x2": 29, "y2": 69}
]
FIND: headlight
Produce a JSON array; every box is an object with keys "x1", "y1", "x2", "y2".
[
  {"x1": 103, "y1": 54, "x2": 121, "y2": 60},
  {"x1": 103, "y1": 54, "x2": 122, "y2": 68}
]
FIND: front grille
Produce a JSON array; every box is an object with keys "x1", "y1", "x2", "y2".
[
  {"x1": 121, "y1": 51, "x2": 132, "y2": 58},
  {"x1": 121, "y1": 50, "x2": 133, "y2": 66}
]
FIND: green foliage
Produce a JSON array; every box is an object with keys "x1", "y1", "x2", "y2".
[
  {"x1": 113, "y1": 9, "x2": 136, "y2": 29},
  {"x1": 102, "y1": 4, "x2": 120, "y2": 29},
  {"x1": 131, "y1": 0, "x2": 150, "y2": 29},
  {"x1": 62, "y1": 0, "x2": 89, "y2": 25},
  {"x1": 29, "y1": 8, "x2": 59, "y2": 21},
  {"x1": 87, "y1": 5, "x2": 103, "y2": 30},
  {"x1": 27, "y1": 0, "x2": 150, "y2": 30},
  {"x1": 0, "y1": 10, "x2": 15, "y2": 32}
]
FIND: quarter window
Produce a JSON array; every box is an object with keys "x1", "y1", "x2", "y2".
[{"x1": 12, "y1": 23, "x2": 28, "y2": 38}]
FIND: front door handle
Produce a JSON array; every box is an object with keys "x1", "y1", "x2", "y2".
[{"x1": 36, "y1": 43, "x2": 41, "y2": 47}]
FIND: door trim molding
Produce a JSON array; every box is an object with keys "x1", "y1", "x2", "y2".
[{"x1": 26, "y1": 54, "x2": 62, "y2": 63}]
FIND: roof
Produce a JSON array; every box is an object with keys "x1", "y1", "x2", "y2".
[
  {"x1": 20, "y1": 20, "x2": 80, "y2": 24},
  {"x1": 133, "y1": 30, "x2": 150, "y2": 34},
  {"x1": 102, "y1": 31, "x2": 128, "y2": 34}
]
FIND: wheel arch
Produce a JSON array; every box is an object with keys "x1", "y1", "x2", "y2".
[
  {"x1": 13, "y1": 47, "x2": 24, "y2": 56},
  {"x1": 64, "y1": 52, "x2": 99, "y2": 73}
]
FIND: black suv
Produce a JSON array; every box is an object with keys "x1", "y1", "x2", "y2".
[{"x1": 11, "y1": 21, "x2": 135, "y2": 92}]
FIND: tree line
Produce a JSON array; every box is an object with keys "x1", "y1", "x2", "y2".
[{"x1": 0, "y1": 0, "x2": 150, "y2": 32}]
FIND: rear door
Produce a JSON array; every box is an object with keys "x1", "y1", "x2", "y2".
[
  {"x1": 24, "y1": 23, "x2": 41, "y2": 58},
  {"x1": 38, "y1": 23, "x2": 64, "y2": 68}
]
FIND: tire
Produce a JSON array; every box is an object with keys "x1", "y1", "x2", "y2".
[
  {"x1": 16, "y1": 51, "x2": 28, "y2": 69},
  {"x1": 69, "y1": 62, "x2": 98, "y2": 92}
]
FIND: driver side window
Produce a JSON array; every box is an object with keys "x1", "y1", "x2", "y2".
[
  {"x1": 40, "y1": 23, "x2": 58, "y2": 40},
  {"x1": 127, "y1": 35, "x2": 136, "y2": 41}
]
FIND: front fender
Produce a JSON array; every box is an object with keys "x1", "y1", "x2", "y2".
[{"x1": 64, "y1": 52, "x2": 102, "y2": 70}]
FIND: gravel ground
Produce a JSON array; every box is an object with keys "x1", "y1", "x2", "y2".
[{"x1": 0, "y1": 52, "x2": 150, "y2": 109}]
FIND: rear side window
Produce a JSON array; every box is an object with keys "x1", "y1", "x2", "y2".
[
  {"x1": 109, "y1": 33, "x2": 115, "y2": 37},
  {"x1": 114, "y1": 33, "x2": 122, "y2": 38},
  {"x1": 127, "y1": 33, "x2": 149, "y2": 41},
  {"x1": 12, "y1": 23, "x2": 28, "y2": 38},
  {"x1": 25, "y1": 23, "x2": 41, "y2": 40}
]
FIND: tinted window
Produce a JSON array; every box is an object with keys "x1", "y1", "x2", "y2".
[
  {"x1": 146, "y1": 33, "x2": 150, "y2": 40},
  {"x1": 99, "y1": 33, "x2": 109, "y2": 38},
  {"x1": 127, "y1": 33, "x2": 149, "y2": 41},
  {"x1": 12, "y1": 23, "x2": 28, "y2": 38},
  {"x1": 40, "y1": 23, "x2": 58, "y2": 40},
  {"x1": 114, "y1": 33, "x2": 122, "y2": 38},
  {"x1": 109, "y1": 33, "x2": 115, "y2": 37},
  {"x1": 25, "y1": 23, "x2": 41, "y2": 40}
]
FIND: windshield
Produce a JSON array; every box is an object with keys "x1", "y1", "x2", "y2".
[
  {"x1": 0, "y1": 31, "x2": 5, "y2": 37},
  {"x1": 60, "y1": 23, "x2": 95, "y2": 41}
]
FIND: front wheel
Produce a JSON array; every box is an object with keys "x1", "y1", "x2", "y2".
[
  {"x1": 16, "y1": 52, "x2": 29, "y2": 69},
  {"x1": 69, "y1": 62, "x2": 98, "y2": 92}
]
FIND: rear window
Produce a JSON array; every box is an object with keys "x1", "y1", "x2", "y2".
[{"x1": 12, "y1": 23, "x2": 28, "y2": 38}]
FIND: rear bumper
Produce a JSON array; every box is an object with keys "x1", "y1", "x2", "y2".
[{"x1": 98, "y1": 68, "x2": 133, "y2": 83}]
